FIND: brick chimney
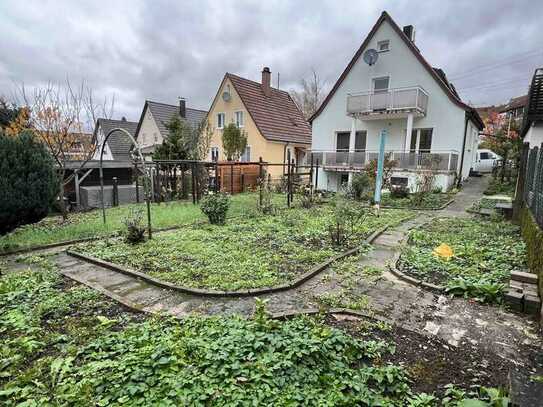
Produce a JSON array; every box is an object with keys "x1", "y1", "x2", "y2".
[
  {"x1": 179, "y1": 97, "x2": 186, "y2": 118},
  {"x1": 261, "y1": 67, "x2": 271, "y2": 97}
]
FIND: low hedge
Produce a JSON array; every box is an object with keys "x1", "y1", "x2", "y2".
[{"x1": 520, "y1": 206, "x2": 543, "y2": 296}]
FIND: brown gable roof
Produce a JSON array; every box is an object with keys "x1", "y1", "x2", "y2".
[
  {"x1": 309, "y1": 11, "x2": 483, "y2": 130},
  {"x1": 225, "y1": 73, "x2": 311, "y2": 145},
  {"x1": 500, "y1": 95, "x2": 528, "y2": 113}
]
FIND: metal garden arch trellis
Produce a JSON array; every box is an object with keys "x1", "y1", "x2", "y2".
[{"x1": 99, "y1": 128, "x2": 153, "y2": 239}]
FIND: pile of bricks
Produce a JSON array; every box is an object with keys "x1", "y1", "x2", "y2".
[{"x1": 505, "y1": 271, "x2": 541, "y2": 314}]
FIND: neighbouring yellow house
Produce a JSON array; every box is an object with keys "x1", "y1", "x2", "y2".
[{"x1": 206, "y1": 67, "x2": 312, "y2": 178}]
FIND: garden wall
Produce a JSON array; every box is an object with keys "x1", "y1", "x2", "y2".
[{"x1": 520, "y1": 206, "x2": 543, "y2": 321}]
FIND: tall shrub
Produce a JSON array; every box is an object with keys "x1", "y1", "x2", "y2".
[{"x1": 0, "y1": 131, "x2": 58, "y2": 234}]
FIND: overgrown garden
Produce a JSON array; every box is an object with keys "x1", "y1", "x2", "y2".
[
  {"x1": 0, "y1": 259, "x2": 509, "y2": 406},
  {"x1": 399, "y1": 217, "x2": 527, "y2": 303},
  {"x1": 76, "y1": 198, "x2": 411, "y2": 291}
]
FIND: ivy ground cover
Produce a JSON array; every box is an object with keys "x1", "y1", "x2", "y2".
[
  {"x1": 0, "y1": 192, "x2": 284, "y2": 253},
  {"x1": 77, "y1": 205, "x2": 412, "y2": 291},
  {"x1": 380, "y1": 191, "x2": 454, "y2": 209},
  {"x1": 0, "y1": 259, "x2": 506, "y2": 406},
  {"x1": 399, "y1": 217, "x2": 527, "y2": 302}
]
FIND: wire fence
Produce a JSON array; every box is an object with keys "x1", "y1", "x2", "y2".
[{"x1": 518, "y1": 142, "x2": 543, "y2": 227}]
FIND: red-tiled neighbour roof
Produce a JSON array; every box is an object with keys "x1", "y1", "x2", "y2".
[
  {"x1": 309, "y1": 11, "x2": 484, "y2": 130},
  {"x1": 225, "y1": 73, "x2": 312, "y2": 145}
]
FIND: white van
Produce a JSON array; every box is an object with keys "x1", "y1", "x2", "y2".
[{"x1": 473, "y1": 149, "x2": 501, "y2": 173}]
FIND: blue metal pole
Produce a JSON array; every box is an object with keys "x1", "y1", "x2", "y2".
[{"x1": 374, "y1": 129, "x2": 388, "y2": 206}]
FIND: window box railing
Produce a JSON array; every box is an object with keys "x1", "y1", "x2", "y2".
[{"x1": 347, "y1": 86, "x2": 429, "y2": 116}]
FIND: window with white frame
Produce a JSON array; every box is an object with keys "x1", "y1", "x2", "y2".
[
  {"x1": 372, "y1": 76, "x2": 390, "y2": 93},
  {"x1": 211, "y1": 146, "x2": 219, "y2": 161},
  {"x1": 217, "y1": 112, "x2": 225, "y2": 129},
  {"x1": 235, "y1": 111, "x2": 244, "y2": 127},
  {"x1": 377, "y1": 40, "x2": 390, "y2": 52},
  {"x1": 408, "y1": 128, "x2": 433, "y2": 153},
  {"x1": 240, "y1": 145, "x2": 251, "y2": 162}
]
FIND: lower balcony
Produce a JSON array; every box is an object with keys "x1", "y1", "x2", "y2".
[{"x1": 307, "y1": 150, "x2": 459, "y2": 172}]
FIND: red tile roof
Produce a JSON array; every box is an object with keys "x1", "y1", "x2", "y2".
[{"x1": 226, "y1": 73, "x2": 311, "y2": 145}]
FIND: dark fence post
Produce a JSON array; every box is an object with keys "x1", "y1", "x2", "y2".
[
  {"x1": 290, "y1": 158, "x2": 295, "y2": 203},
  {"x1": 215, "y1": 161, "x2": 220, "y2": 193},
  {"x1": 135, "y1": 164, "x2": 140, "y2": 203},
  {"x1": 259, "y1": 157, "x2": 263, "y2": 207},
  {"x1": 190, "y1": 163, "x2": 196, "y2": 204},
  {"x1": 535, "y1": 143, "x2": 543, "y2": 226},
  {"x1": 315, "y1": 158, "x2": 319, "y2": 191},
  {"x1": 309, "y1": 153, "x2": 314, "y2": 194},
  {"x1": 155, "y1": 163, "x2": 161, "y2": 203},
  {"x1": 112, "y1": 177, "x2": 118, "y2": 207},
  {"x1": 513, "y1": 142, "x2": 530, "y2": 221},
  {"x1": 241, "y1": 173, "x2": 245, "y2": 193},
  {"x1": 230, "y1": 163, "x2": 234, "y2": 194},
  {"x1": 287, "y1": 150, "x2": 291, "y2": 208}
]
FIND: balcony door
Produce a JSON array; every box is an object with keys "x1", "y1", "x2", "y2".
[
  {"x1": 372, "y1": 76, "x2": 390, "y2": 111},
  {"x1": 409, "y1": 128, "x2": 433, "y2": 153},
  {"x1": 335, "y1": 131, "x2": 367, "y2": 166}
]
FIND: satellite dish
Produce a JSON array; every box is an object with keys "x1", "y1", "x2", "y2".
[
  {"x1": 222, "y1": 91, "x2": 231, "y2": 102},
  {"x1": 363, "y1": 49, "x2": 379, "y2": 66}
]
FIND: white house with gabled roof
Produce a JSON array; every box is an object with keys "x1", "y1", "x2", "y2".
[{"x1": 309, "y1": 11, "x2": 484, "y2": 192}]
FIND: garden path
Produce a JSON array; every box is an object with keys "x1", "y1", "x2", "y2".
[{"x1": 6, "y1": 175, "x2": 542, "y2": 404}]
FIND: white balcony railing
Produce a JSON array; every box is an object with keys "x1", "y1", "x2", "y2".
[
  {"x1": 306, "y1": 150, "x2": 459, "y2": 172},
  {"x1": 347, "y1": 86, "x2": 429, "y2": 117}
]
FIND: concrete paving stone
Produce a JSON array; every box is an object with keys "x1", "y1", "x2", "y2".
[{"x1": 511, "y1": 270, "x2": 539, "y2": 284}]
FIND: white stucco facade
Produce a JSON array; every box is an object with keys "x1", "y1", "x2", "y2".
[
  {"x1": 311, "y1": 15, "x2": 481, "y2": 192},
  {"x1": 525, "y1": 122, "x2": 543, "y2": 148}
]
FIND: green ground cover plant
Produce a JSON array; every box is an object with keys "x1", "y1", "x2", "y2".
[
  {"x1": 483, "y1": 177, "x2": 516, "y2": 197},
  {"x1": 380, "y1": 190, "x2": 454, "y2": 209},
  {"x1": 0, "y1": 192, "x2": 283, "y2": 253},
  {"x1": 0, "y1": 261, "x2": 503, "y2": 406},
  {"x1": 399, "y1": 217, "x2": 527, "y2": 303},
  {"x1": 77, "y1": 205, "x2": 412, "y2": 291}
]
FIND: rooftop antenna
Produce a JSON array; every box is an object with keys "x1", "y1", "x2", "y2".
[{"x1": 277, "y1": 72, "x2": 280, "y2": 89}]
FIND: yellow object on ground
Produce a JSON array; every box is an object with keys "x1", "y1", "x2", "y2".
[{"x1": 433, "y1": 243, "x2": 454, "y2": 260}]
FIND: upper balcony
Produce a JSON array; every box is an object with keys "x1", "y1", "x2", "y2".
[{"x1": 346, "y1": 86, "x2": 429, "y2": 120}]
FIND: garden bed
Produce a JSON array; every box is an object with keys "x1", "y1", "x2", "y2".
[
  {"x1": 0, "y1": 193, "x2": 284, "y2": 254},
  {"x1": 328, "y1": 314, "x2": 512, "y2": 401},
  {"x1": 75, "y1": 205, "x2": 412, "y2": 291},
  {"x1": 398, "y1": 217, "x2": 527, "y2": 302},
  {"x1": 0, "y1": 260, "x2": 507, "y2": 406},
  {"x1": 379, "y1": 191, "x2": 454, "y2": 210}
]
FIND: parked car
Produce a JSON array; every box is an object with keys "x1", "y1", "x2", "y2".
[{"x1": 473, "y1": 149, "x2": 501, "y2": 173}]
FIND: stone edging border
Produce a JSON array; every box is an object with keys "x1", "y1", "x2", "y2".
[
  {"x1": 66, "y1": 224, "x2": 392, "y2": 298},
  {"x1": 386, "y1": 220, "x2": 446, "y2": 293}
]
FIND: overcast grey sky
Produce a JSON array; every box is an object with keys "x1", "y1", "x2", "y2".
[{"x1": 1, "y1": 0, "x2": 542, "y2": 122}]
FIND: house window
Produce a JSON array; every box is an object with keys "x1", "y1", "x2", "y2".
[
  {"x1": 409, "y1": 128, "x2": 433, "y2": 153},
  {"x1": 377, "y1": 40, "x2": 390, "y2": 52},
  {"x1": 240, "y1": 146, "x2": 251, "y2": 162},
  {"x1": 339, "y1": 173, "x2": 349, "y2": 187},
  {"x1": 235, "y1": 111, "x2": 244, "y2": 127},
  {"x1": 217, "y1": 113, "x2": 225, "y2": 129},
  {"x1": 336, "y1": 131, "x2": 366, "y2": 151},
  {"x1": 336, "y1": 132, "x2": 350, "y2": 151},
  {"x1": 372, "y1": 76, "x2": 390, "y2": 93},
  {"x1": 211, "y1": 147, "x2": 219, "y2": 162},
  {"x1": 355, "y1": 131, "x2": 367, "y2": 151}
]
